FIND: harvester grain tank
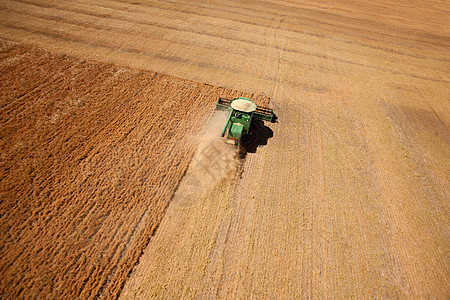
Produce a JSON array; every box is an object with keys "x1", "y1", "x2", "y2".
[{"x1": 216, "y1": 97, "x2": 275, "y2": 145}]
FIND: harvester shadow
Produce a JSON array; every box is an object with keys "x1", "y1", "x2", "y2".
[{"x1": 239, "y1": 118, "x2": 274, "y2": 157}]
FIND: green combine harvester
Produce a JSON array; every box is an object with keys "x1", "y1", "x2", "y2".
[{"x1": 216, "y1": 97, "x2": 275, "y2": 146}]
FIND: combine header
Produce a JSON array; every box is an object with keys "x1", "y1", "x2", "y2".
[{"x1": 216, "y1": 97, "x2": 275, "y2": 146}]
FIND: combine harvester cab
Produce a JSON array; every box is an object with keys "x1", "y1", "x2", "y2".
[{"x1": 216, "y1": 97, "x2": 275, "y2": 146}]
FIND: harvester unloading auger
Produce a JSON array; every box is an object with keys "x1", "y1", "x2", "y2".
[{"x1": 216, "y1": 97, "x2": 276, "y2": 146}]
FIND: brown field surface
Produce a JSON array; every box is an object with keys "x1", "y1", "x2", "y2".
[
  {"x1": 0, "y1": 40, "x2": 268, "y2": 298},
  {"x1": 0, "y1": 0, "x2": 449, "y2": 299}
]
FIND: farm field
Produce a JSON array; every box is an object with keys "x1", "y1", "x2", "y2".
[
  {"x1": 0, "y1": 40, "x2": 268, "y2": 298},
  {"x1": 0, "y1": 0, "x2": 449, "y2": 299}
]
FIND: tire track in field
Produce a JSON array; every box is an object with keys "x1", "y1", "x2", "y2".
[{"x1": 0, "y1": 0, "x2": 448, "y2": 84}]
